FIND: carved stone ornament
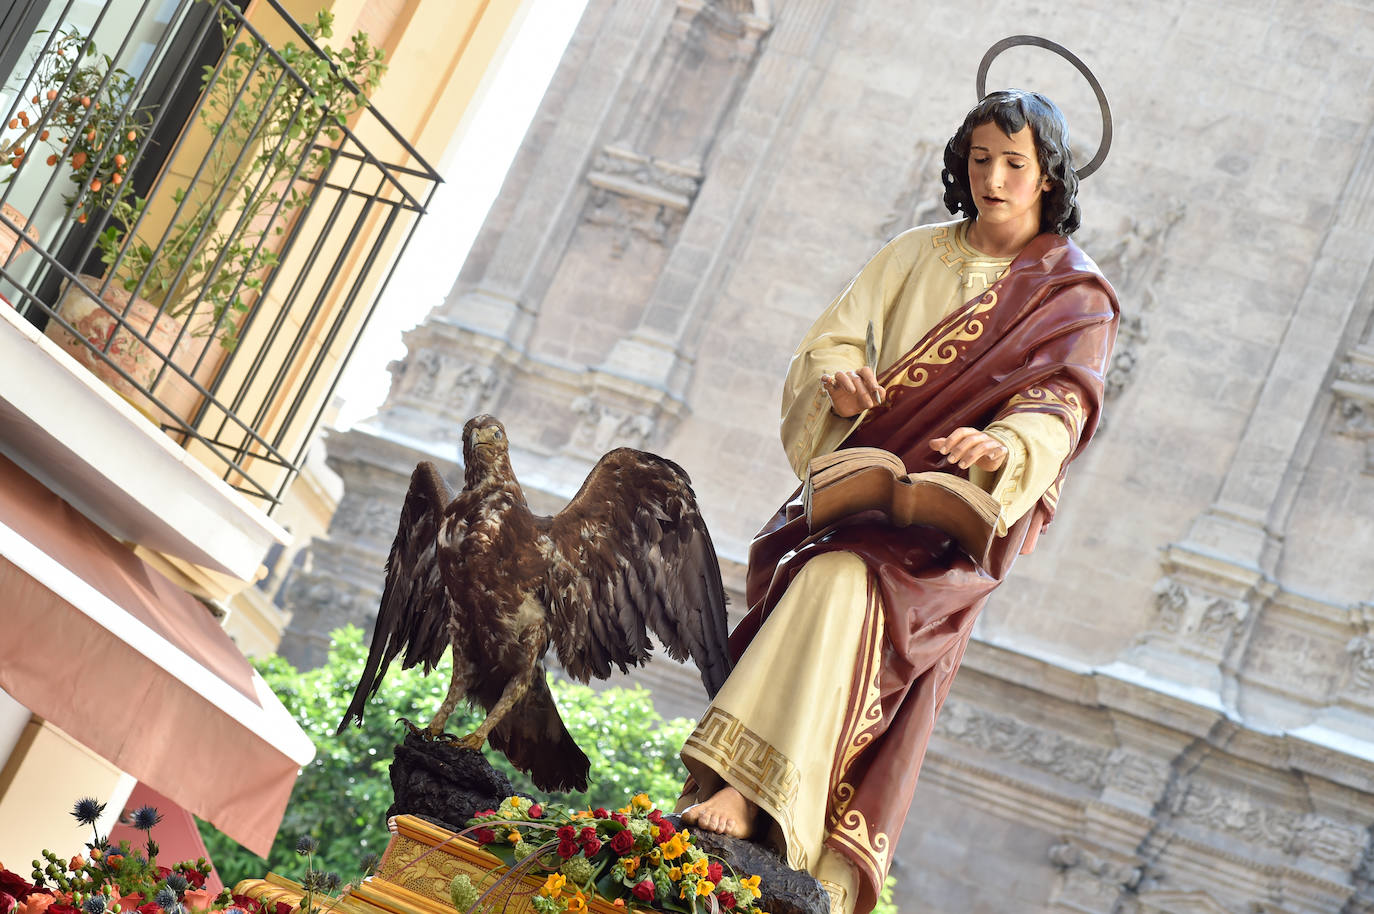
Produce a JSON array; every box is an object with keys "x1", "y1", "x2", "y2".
[
  {"x1": 584, "y1": 189, "x2": 681, "y2": 258},
  {"x1": 1333, "y1": 343, "x2": 1374, "y2": 473},
  {"x1": 934, "y1": 698, "x2": 1110, "y2": 788},
  {"x1": 1162, "y1": 781, "x2": 1367, "y2": 868},
  {"x1": 1077, "y1": 202, "x2": 1184, "y2": 402},
  {"x1": 569, "y1": 396, "x2": 657, "y2": 456},
  {"x1": 1048, "y1": 840, "x2": 1142, "y2": 911},
  {"x1": 388, "y1": 345, "x2": 499, "y2": 429},
  {"x1": 1150, "y1": 577, "x2": 1248, "y2": 656},
  {"x1": 588, "y1": 145, "x2": 704, "y2": 210}
]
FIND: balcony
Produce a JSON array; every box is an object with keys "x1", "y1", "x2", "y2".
[{"x1": 0, "y1": 0, "x2": 439, "y2": 578}]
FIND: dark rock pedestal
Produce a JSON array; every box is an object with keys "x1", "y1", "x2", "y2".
[{"x1": 386, "y1": 731, "x2": 515, "y2": 832}]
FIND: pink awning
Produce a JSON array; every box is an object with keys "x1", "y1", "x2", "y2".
[{"x1": 0, "y1": 454, "x2": 313, "y2": 856}]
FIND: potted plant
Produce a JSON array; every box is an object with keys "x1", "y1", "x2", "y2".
[
  {"x1": 0, "y1": 27, "x2": 147, "y2": 267},
  {"x1": 43, "y1": 8, "x2": 384, "y2": 422},
  {"x1": 94, "y1": 7, "x2": 385, "y2": 351}
]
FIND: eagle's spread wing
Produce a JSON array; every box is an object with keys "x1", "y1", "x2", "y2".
[
  {"x1": 543, "y1": 448, "x2": 731, "y2": 696},
  {"x1": 338, "y1": 462, "x2": 454, "y2": 732}
]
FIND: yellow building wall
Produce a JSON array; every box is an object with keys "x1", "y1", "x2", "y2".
[{"x1": 0, "y1": 718, "x2": 134, "y2": 867}]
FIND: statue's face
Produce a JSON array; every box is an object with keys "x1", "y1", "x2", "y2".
[{"x1": 966, "y1": 121, "x2": 1051, "y2": 236}]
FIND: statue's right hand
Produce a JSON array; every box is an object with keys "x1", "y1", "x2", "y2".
[{"x1": 821, "y1": 367, "x2": 884, "y2": 419}]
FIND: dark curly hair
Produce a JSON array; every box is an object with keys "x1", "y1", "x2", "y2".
[{"x1": 941, "y1": 89, "x2": 1081, "y2": 236}]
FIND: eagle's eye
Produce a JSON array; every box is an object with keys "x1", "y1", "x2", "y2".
[{"x1": 493, "y1": 428, "x2": 504, "y2": 440}]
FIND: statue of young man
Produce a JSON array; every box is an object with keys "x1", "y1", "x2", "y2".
[{"x1": 679, "y1": 89, "x2": 1119, "y2": 914}]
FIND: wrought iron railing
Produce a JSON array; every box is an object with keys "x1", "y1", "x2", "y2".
[{"x1": 0, "y1": 0, "x2": 440, "y2": 508}]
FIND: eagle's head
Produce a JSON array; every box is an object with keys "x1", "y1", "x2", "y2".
[{"x1": 462, "y1": 414, "x2": 510, "y2": 483}]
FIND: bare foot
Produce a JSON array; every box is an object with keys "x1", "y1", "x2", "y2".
[{"x1": 680, "y1": 786, "x2": 757, "y2": 839}]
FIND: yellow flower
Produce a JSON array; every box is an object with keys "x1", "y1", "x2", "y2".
[
  {"x1": 506, "y1": 830, "x2": 521, "y2": 844},
  {"x1": 508, "y1": 796, "x2": 525, "y2": 809},
  {"x1": 617, "y1": 805, "x2": 631, "y2": 815},
  {"x1": 661, "y1": 836, "x2": 687, "y2": 861},
  {"x1": 688, "y1": 858, "x2": 710, "y2": 878},
  {"x1": 668, "y1": 867, "x2": 682, "y2": 881},
  {"x1": 620, "y1": 857, "x2": 640, "y2": 877},
  {"x1": 631, "y1": 793, "x2": 653, "y2": 811},
  {"x1": 540, "y1": 873, "x2": 566, "y2": 899},
  {"x1": 567, "y1": 891, "x2": 587, "y2": 913},
  {"x1": 648, "y1": 849, "x2": 662, "y2": 866},
  {"x1": 741, "y1": 875, "x2": 762, "y2": 899},
  {"x1": 697, "y1": 881, "x2": 716, "y2": 897}
]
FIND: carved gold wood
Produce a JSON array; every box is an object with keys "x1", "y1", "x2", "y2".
[{"x1": 234, "y1": 815, "x2": 627, "y2": 914}]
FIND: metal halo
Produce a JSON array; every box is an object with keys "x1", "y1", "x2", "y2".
[{"x1": 975, "y1": 35, "x2": 1112, "y2": 179}]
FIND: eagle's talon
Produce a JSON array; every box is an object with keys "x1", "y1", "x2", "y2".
[{"x1": 457, "y1": 733, "x2": 486, "y2": 751}]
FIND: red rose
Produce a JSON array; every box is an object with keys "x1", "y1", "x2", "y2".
[
  {"x1": 646, "y1": 809, "x2": 663, "y2": 825},
  {"x1": 183, "y1": 869, "x2": 207, "y2": 889},
  {"x1": 707, "y1": 862, "x2": 723, "y2": 883},
  {"x1": 528, "y1": 804, "x2": 543, "y2": 818},
  {"x1": 136, "y1": 904, "x2": 160, "y2": 914},
  {"x1": 557, "y1": 825, "x2": 577, "y2": 841},
  {"x1": 610, "y1": 813, "x2": 628, "y2": 826},
  {"x1": 610, "y1": 830, "x2": 633, "y2": 854},
  {"x1": 632, "y1": 880, "x2": 655, "y2": 902},
  {"x1": 3, "y1": 890, "x2": 18, "y2": 913},
  {"x1": 593, "y1": 808, "x2": 609, "y2": 819},
  {"x1": 473, "y1": 827, "x2": 496, "y2": 844},
  {"x1": 580, "y1": 826, "x2": 597, "y2": 842},
  {"x1": 474, "y1": 809, "x2": 496, "y2": 818},
  {"x1": 156, "y1": 867, "x2": 171, "y2": 880},
  {"x1": 274, "y1": 902, "x2": 293, "y2": 914},
  {"x1": 717, "y1": 891, "x2": 737, "y2": 909},
  {"x1": 657, "y1": 821, "x2": 676, "y2": 843},
  {"x1": 0, "y1": 872, "x2": 34, "y2": 903},
  {"x1": 557, "y1": 838, "x2": 578, "y2": 860},
  {"x1": 581, "y1": 836, "x2": 602, "y2": 855}
]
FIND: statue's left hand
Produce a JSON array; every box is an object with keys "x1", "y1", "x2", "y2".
[{"x1": 930, "y1": 427, "x2": 1007, "y2": 472}]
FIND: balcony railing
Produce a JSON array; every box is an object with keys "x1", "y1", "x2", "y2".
[{"x1": 0, "y1": 0, "x2": 440, "y2": 509}]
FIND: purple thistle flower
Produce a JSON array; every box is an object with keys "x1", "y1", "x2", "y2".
[
  {"x1": 131, "y1": 806, "x2": 162, "y2": 831},
  {"x1": 71, "y1": 798, "x2": 106, "y2": 826}
]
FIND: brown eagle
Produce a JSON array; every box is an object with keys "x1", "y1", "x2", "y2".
[{"x1": 337, "y1": 414, "x2": 731, "y2": 792}]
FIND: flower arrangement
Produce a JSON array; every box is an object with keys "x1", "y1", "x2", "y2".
[
  {"x1": 455, "y1": 794, "x2": 767, "y2": 914},
  {"x1": 0, "y1": 796, "x2": 303, "y2": 914}
]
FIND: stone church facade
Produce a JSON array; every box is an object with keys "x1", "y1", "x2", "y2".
[{"x1": 281, "y1": 0, "x2": 1374, "y2": 910}]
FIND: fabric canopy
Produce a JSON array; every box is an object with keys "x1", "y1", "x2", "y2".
[{"x1": 0, "y1": 453, "x2": 314, "y2": 856}]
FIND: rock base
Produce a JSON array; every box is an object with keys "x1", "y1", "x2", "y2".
[{"x1": 386, "y1": 730, "x2": 514, "y2": 831}]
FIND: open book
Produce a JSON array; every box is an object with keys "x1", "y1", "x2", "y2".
[{"x1": 802, "y1": 446, "x2": 1002, "y2": 566}]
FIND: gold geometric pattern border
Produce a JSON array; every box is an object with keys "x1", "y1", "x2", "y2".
[{"x1": 683, "y1": 707, "x2": 807, "y2": 870}]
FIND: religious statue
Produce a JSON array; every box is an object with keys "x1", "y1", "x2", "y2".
[{"x1": 676, "y1": 38, "x2": 1119, "y2": 914}]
